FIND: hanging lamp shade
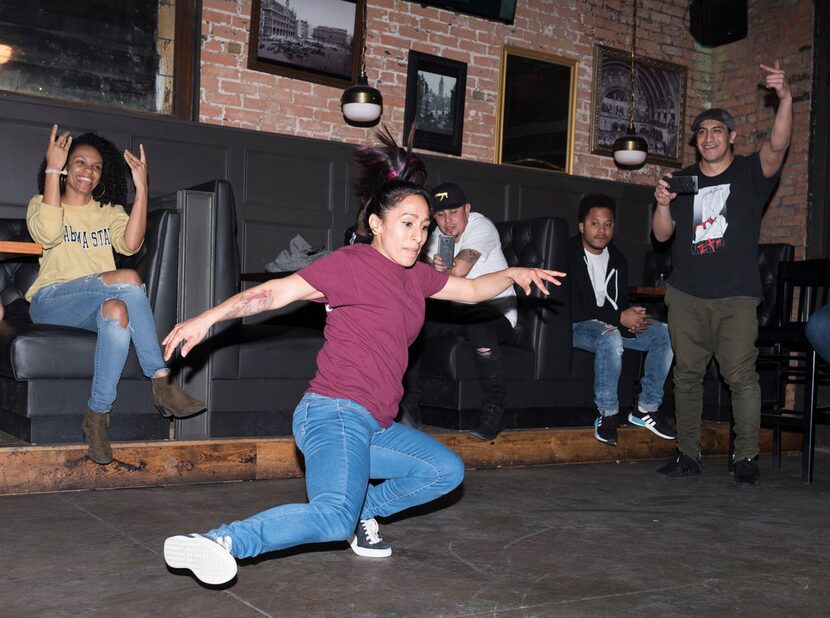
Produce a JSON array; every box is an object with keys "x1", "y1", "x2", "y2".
[
  {"x1": 612, "y1": 0, "x2": 648, "y2": 169},
  {"x1": 341, "y1": 2, "x2": 382, "y2": 125},
  {"x1": 613, "y1": 125, "x2": 648, "y2": 166},
  {"x1": 341, "y1": 75, "x2": 383, "y2": 123}
]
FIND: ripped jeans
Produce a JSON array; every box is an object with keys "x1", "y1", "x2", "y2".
[
  {"x1": 572, "y1": 319, "x2": 673, "y2": 416},
  {"x1": 29, "y1": 274, "x2": 167, "y2": 413}
]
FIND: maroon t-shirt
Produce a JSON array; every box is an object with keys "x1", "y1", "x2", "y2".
[{"x1": 298, "y1": 244, "x2": 449, "y2": 427}]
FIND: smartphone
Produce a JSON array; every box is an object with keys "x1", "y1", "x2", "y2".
[
  {"x1": 438, "y1": 235, "x2": 455, "y2": 266},
  {"x1": 663, "y1": 175, "x2": 699, "y2": 194}
]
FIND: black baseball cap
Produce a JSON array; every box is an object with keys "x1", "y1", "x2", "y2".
[
  {"x1": 430, "y1": 182, "x2": 467, "y2": 212},
  {"x1": 691, "y1": 108, "x2": 736, "y2": 134}
]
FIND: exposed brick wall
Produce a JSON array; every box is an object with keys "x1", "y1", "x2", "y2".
[
  {"x1": 199, "y1": 0, "x2": 814, "y2": 251},
  {"x1": 709, "y1": 0, "x2": 814, "y2": 254}
]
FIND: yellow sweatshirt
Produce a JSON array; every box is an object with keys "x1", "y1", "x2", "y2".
[{"x1": 25, "y1": 194, "x2": 141, "y2": 301}]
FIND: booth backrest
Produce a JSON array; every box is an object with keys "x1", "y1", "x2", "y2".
[
  {"x1": 0, "y1": 219, "x2": 39, "y2": 319},
  {"x1": 0, "y1": 209, "x2": 181, "y2": 334},
  {"x1": 496, "y1": 217, "x2": 571, "y2": 380}
]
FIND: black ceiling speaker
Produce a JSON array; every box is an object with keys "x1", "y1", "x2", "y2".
[{"x1": 690, "y1": 0, "x2": 748, "y2": 47}]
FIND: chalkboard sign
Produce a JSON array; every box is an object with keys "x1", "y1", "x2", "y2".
[{"x1": 0, "y1": 0, "x2": 171, "y2": 114}]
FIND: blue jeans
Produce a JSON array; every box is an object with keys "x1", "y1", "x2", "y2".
[
  {"x1": 806, "y1": 305, "x2": 830, "y2": 364},
  {"x1": 29, "y1": 274, "x2": 167, "y2": 413},
  {"x1": 206, "y1": 392, "x2": 465, "y2": 559},
  {"x1": 572, "y1": 319, "x2": 673, "y2": 416}
]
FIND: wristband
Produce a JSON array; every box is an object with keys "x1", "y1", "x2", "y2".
[{"x1": 45, "y1": 167, "x2": 66, "y2": 175}]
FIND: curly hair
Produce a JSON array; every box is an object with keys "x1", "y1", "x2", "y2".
[
  {"x1": 352, "y1": 125, "x2": 429, "y2": 242},
  {"x1": 36, "y1": 132, "x2": 129, "y2": 207}
]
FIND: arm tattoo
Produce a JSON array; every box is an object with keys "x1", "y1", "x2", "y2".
[
  {"x1": 455, "y1": 249, "x2": 481, "y2": 264},
  {"x1": 223, "y1": 289, "x2": 274, "y2": 318}
]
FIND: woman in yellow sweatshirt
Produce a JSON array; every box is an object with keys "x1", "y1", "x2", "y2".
[{"x1": 26, "y1": 125, "x2": 205, "y2": 464}]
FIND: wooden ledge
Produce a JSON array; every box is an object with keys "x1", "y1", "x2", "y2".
[{"x1": 0, "y1": 424, "x2": 799, "y2": 495}]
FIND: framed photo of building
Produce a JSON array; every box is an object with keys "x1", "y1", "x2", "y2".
[
  {"x1": 247, "y1": 0, "x2": 363, "y2": 88},
  {"x1": 496, "y1": 46, "x2": 578, "y2": 174},
  {"x1": 590, "y1": 45, "x2": 687, "y2": 168},
  {"x1": 403, "y1": 51, "x2": 467, "y2": 156}
]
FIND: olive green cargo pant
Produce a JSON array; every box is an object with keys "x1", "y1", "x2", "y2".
[{"x1": 665, "y1": 286, "x2": 761, "y2": 461}]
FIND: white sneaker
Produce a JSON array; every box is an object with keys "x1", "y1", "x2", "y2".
[{"x1": 164, "y1": 534, "x2": 237, "y2": 585}]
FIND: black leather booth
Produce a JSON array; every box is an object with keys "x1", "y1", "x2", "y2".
[
  {"x1": 0, "y1": 207, "x2": 181, "y2": 443},
  {"x1": 178, "y1": 180, "x2": 326, "y2": 438}
]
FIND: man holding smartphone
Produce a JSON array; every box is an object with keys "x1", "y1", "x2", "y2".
[
  {"x1": 569, "y1": 194, "x2": 675, "y2": 446},
  {"x1": 653, "y1": 60, "x2": 792, "y2": 485},
  {"x1": 399, "y1": 182, "x2": 516, "y2": 440}
]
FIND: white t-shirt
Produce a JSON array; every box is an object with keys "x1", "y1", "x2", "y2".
[
  {"x1": 424, "y1": 212, "x2": 517, "y2": 327},
  {"x1": 584, "y1": 248, "x2": 610, "y2": 307}
]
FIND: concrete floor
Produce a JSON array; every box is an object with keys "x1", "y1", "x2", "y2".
[{"x1": 1, "y1": 452, "x2": 828, "y2": 617}]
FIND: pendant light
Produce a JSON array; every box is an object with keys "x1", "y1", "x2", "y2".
[
  {"x1": 341, "y1": 2, "x2": 382, "y2": 124},
  {"x1": 612, "y1": 0, "x2": 648, "y2": 167}
]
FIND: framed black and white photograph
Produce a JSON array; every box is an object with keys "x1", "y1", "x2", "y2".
[
  {"x1": 496, "y1": 46, "x2": 578, "y2": 174},
  {"x1": 247, "y1": 0, "x2": 362, "y2": 88},
  {"x1": 403, "y1": 51, "x2": 467, "y2": 156},
  {"x1": 590, "y1": 45, "x2": 687, "y2": 168}
]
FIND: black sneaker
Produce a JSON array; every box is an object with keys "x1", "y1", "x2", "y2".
[
  {"x1": 594, "y1": 413, "x2": 619, "y2": 446},
  {"x1": 470, "y1": 404, "x2": 505, "y2": 441},
  {"x1": 733, "y1": 457, "x2": 760, "y2": 486},
  {"x1": 657, "y1": 453, "x2": 702, "y2": 477},
  {"x1": 628, "y1": 409, "x2": 676, "y2": 440},
  {"x1": 349, "y1": 518, "x2": 392, "y2": 558}
]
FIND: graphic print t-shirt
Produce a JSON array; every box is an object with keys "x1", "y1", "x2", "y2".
[
  {"x1": 668, "y1": 152, "x2": 780, "y2": 300},
  {"x1": 692, "y1": 183, "x2": 731, "y2": 253}
]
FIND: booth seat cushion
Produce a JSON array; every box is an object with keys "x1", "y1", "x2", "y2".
[
  {"x1": 1, "y1": 322, "x2": 144, "y2": 380},
  {"x1": 0, "y1": 207, "x2": 181, "y2": 443}
]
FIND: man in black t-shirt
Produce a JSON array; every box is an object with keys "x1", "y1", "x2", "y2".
[{"x1": 652, "y1": 60, "x2": 793, "y2": 486}]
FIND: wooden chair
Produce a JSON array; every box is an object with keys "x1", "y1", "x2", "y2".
[{"x1": 755, "y1": 259, "x2": 830, "y2": 482}]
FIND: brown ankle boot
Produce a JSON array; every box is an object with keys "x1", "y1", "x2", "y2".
[
  {"x1": 82, "y1": 407, "x2": 112, "y2": 465},
  {"x1": 152, "y1": 374, "x2": 206, "y2": 419}
]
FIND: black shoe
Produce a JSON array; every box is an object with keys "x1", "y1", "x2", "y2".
[
  {"x1": 628, "y1": 408, "x2": 676, "y2": 440},
  {"x1": 657, "y1": 453, "x2": 702, "y2": 477},
  {"x1": 470, "y1": 404, "x2": 505, "y2": 441},
  {"x1": 733, "y1": 457, "x2": 760, "y2": 486},
  {"x1": 349, "y1": 518, "x2": 391, "y2": 558},
  {"x1": 594, "y1": 413, "x2": 619, "y2": 446}
]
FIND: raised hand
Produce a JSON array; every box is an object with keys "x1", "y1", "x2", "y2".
[
  {"x1": 655, "y1": 173, "x2": 678, "y2": 207},
  {"x1": 760, "y1": 60, "x2": 791, "y2": 100},
  {"x1": 511, "y1": 268, "x2": 566, "y2": 296},
  {"x1": 46, "y1": 124, "x2": 71, "y2": 171},
  {"x1": 124, "y1": 144, "x2": 148, "y2": 194},
  {"x1": 432, "y1": 254, "x2": 450, "y2": 272}
]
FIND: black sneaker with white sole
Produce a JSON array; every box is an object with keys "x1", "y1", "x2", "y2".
[
  {"x1": 628, "y1": 409, "x2": 676, "y2": 440},
  {"x1": 164, "y1": 533, "x2": 237, "y2": 585},
  {"x1": 349, "y1": 518, "x2": 392, "y2": 558},
  {"x1": 594, "y1": 413, "x2": 619, "y2": 446}
]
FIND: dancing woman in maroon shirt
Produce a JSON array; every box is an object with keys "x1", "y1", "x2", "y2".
[{"x1": 161, "y1": 130, "x2": 565, "y2": 586}]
